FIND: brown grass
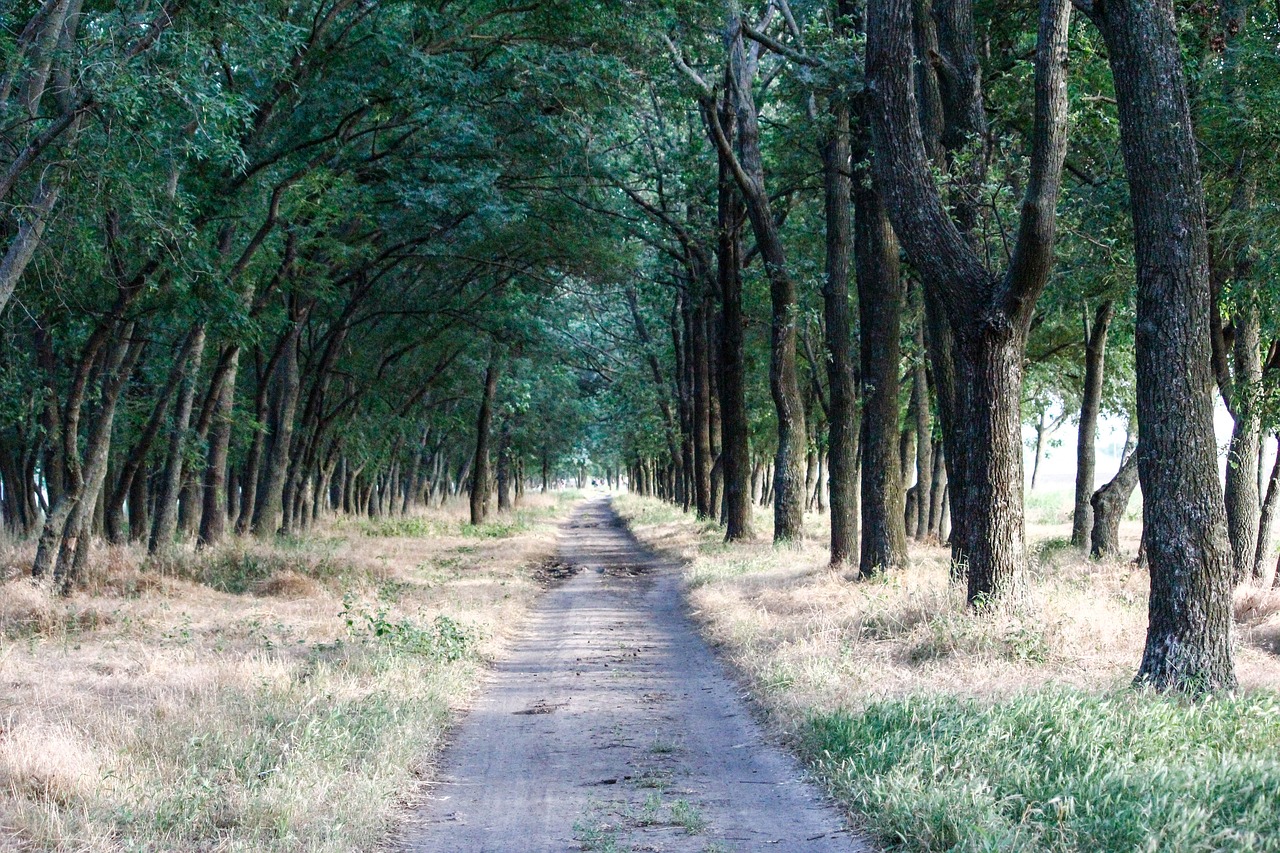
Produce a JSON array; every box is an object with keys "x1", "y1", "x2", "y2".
[
  {"x1": 614, "y1": 494, "x2": 1280, "y2": 731},
  {"x1": 0, "y1": 492, "x2": 579, "y2": 851}
]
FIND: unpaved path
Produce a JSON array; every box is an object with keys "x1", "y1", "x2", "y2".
[{"x1": 396, "y1": 496, "x2": 871, "y2": 853}]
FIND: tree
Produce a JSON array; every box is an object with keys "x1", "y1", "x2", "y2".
[
  {"x1": 1084, "y1": 0, "x2": 1238, "y2": 690},
  {"x1": 865, "y1": 0, "x2": 1073, "y2": 602}
]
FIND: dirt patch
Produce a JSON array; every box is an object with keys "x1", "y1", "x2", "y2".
[{"x1": 533, "y1": 557, "x2": 578, "y2": 584}]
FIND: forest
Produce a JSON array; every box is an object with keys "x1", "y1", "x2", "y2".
[{"x1": 2, "y1": 0, "x2": 1280, "y2": 850}]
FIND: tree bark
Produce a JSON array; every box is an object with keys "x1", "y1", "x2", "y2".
[
  {"x1": 854, "y1": 173, "x2": 907, "y2": 577},
  {"x1": 1090, "y1": 451, "x2": 1139, "y2": 560},
  {"x1": 716, "y1": 109, "x2": 754, "y2": 540},
  {"x1": 692, "y1": 295, "x2": 714, "y2": 519},
  {"x1": 866, "y1": 0, "x2": 1072, "y2": 603},
  {"x1": 704, "y1": 13, "x2": 806, "y2": 542},
  {"x1": 822, "y1": 97, "x2": 858, "y2": 564},
  {"x1": 1072, "y1": 300, "x2": 1115, "y2": 551},
  {"x1": 198, "y1": 348, "x2": 240, "y2": 547},
  {"x1": 1254, "y1": 435, "x2": 1279, "y2": 581},
  {"x1": 1093, "y1": 0, "x2": 1237, "y2": 690},
  {"x1": 251, "y1": 321, "x2": 301, "y2": 536},
  {"x1": 909, "y1": 310, "x2": 932, "y2": 540},
  {"x1": 1224, "y1": 294, "x2": 1261, "y2": 582}
]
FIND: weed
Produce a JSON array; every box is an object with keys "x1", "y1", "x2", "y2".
[
  {"x1": 340, "y1": 596, "x2": 474, "y2": 662},
  {"x1": 670, "y1": 799, "x2": 707, "y2": 834}
]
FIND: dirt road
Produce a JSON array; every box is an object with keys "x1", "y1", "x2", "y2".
[{"x1": 396, "y1": 496, "x2": 871, "y2": 852}]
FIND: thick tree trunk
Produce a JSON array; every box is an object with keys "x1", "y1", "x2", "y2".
[
  {"x1": 866, "y1": 0, "x2": 1071, "y2": 603},
  {"x1": 1090, "y1": 451, "x2": 1139, "y2": 560},
  {"x1": 951, "y1": 328, "x2": 1031, "y2": 602},
  {"x1": 1096, "y1": 0, "x2": 1237, "y2": 690},
  {"x1": 1072, "y1": 300, "x2": 1115, "y2": 551},
  {"x1": 469, "y1": 359, "x2": 500, "y2": 525},
  {"x1": 854, "y1": 179, "x2": 907, "y2": 577},
  {"x1": 149, "y1": 325, "x2": 206, "y2": 553}
]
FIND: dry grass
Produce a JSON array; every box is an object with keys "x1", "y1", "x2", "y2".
[
  {"x1": 612, "y1": 494, "x2": 1280, "y2": 728},
  {"x1": 0, "y1": 491, "x2": 579, "y2": 851}
]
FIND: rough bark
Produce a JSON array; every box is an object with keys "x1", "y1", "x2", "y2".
[
  {"x1": 910, "y1": 312, "x2": 932, "y2": 540},
  {"x1": 854, "y1": 175, "x2": 907, "y2": 577},
  {"x1": 1093, "y1": 0, "x2": 1237, "y2": 690},
  {"x1": 1224, "y1": 294, "x2": 1262, "y2": 582},
  {"x1": 1254, "y1": 435, "x2": 1280, "y2": 581},
  {"x1": 702, "y1": 13, "x2": 806, "y2": 542},
  {"x1": 692, "y1": 295, "x2": 714, "y2": 519},
  {"x1": 716, "y1": 114, "x2": 754, "y2": 540},
  {"x1": 251, "y1": 321, "x2": 301, "y2": 536},
  {"x1": 865, "y1": 0, "x2": 1071, "y2": 603}
]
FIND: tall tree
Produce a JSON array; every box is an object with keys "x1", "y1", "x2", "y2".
[
  {"x1": 1085, "y1": 0, "x2": 1238, "y2": 690},
  {"x1": 865, "y1": 0, "x2": 1073, "y2": 602}
]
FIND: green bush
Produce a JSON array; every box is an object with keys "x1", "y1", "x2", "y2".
[
  {"x1": 340, "y1": 596, "x2": 475, "y2": 662},
  {"x1": 803, "y1": 688, "x2": 1280, "y2": 852}
]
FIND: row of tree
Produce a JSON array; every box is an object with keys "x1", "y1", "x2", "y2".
[
  {"x1": 591, "y1": 0, "x2": 1279, "y2": 694},
  {"x1": 3, "y1": 0, "x2": 1277, "y2": 693}
]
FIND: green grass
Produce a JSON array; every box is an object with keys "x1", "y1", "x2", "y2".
[{"x1": 802, "y1": 688, "x2": 1280, "y2": 852}]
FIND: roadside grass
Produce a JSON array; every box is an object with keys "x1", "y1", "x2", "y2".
[
  {"x1": 0, "y1": 492, "x2": 576, "y2": 851},
  {"x1": 613, "y1": 492, "x2": 1280, "y2": 852}
]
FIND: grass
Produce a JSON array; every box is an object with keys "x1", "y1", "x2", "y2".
[
  {"x1": 0, "y1": 492, "x2": 576, "y2": 851},
  {"x1": 803, "y1": 689, "x2": 1280, "y2": 852},
  {"x1": 613, "y1": 491, "x2": 1280, "y2": 853}
]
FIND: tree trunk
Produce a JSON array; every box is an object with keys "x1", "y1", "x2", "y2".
[
  {"x1": 709, "y1": 13, "x2": 805, "y2": 542},
  {"x1": 928, "y1": 440, "x2": 947, "y2": 539},
  {"x1": 1224, "y1": 295, "x2": 1262, "y2": 582},
  {"x1": 1090, "y1": 451, "x2": 1139, "y2": 560},
  {"x1": 496, "y1": 421, "x2": 513, "y2": 512},
  {"x1": 866, "y1": 0, "x2": 1072, "y2": 603},
  {"x1": 911, "y1": 305, "x2": 932, "y2": 540},
  {"x1": 717, "y1": 107, "x2": 754, "y2": 540},
  {"x1": 149, "y1": 325, "x2": 206, "y2": 553},
  {"x1": 854, "y1": 176, "x2": 907, "y2": 577},
  {"x1": 252, "y1": 322, "x2": 301, "y2": 536},
  {"x1": 692, "y1": 295, "x2": 714, "y2": 519},
  {"x1": 198, "y1": 348, "x2": 239, "y2": 547},
  {"x1": 470, "y1": 358, "x2": 500, "y2": 525},
  {"x1": 1072, "y1": 299, "x2": 1115, "y2": 551},
  {"x1": 1095, "y1": 0, "x2": 1237, "y2": 690},
  {"x1": 1030, "y1": 409, "x2": 1046, "y2": 492},
  {"x1": 1254, "y1": 435, "x2": 1280, "y2": 581}
]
